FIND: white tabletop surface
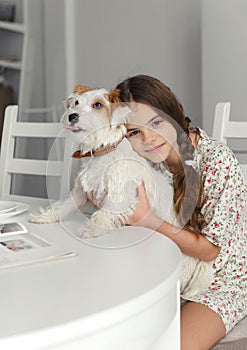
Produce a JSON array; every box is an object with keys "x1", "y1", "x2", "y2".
[{"x1": 0, "y1": 198, "x2": 181, "y2": 348}]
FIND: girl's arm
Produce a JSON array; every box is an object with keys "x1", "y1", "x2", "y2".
[{"x1": 128, "y1": 183, "x2": 220, "y2": 262}]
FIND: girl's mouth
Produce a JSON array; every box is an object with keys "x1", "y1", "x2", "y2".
[{"x1": 145, "y1": 143, "x2": 165, "y2": 153}]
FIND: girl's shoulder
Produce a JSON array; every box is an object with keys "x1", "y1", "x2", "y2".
[
  {"x1": 191, "y1": 127, "x2": 246, "y2": 185},
  {"x1": 191, "y1": 126, "x2": 237, "y2": 165}
]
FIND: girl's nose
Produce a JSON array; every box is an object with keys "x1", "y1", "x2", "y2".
[{"x1": 142, "y1": 129, "x2": 156, "y2": 145}]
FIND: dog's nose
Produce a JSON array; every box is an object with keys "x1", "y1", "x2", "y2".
[{"x1": 68, "y1": 113, "x2": 79, "y2": 124}]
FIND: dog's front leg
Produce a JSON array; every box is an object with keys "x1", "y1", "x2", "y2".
[
  {"x1": 30, "y1": 183, "x2": 87, "y2": 224},
  {"x1": 79, "y1": 180, "x2": 137, "y2": 238}
]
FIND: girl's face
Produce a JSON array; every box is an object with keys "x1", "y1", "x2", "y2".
[{"x1": 126, "y1": 103, "x2": 180, "y2": 165}]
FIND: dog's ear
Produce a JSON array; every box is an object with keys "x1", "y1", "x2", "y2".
[
  {"x1": 109, "y1": 88, "x2": 130, "y2": 124},
  {"x1": 73, "y1": 84, "x2": 90, "y2": 94},
  {"x1": 109, "y1": 88, "x2": 122, "y2": 104}
]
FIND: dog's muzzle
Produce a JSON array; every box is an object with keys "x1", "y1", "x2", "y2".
[{"x1": 64, "y1": 112, "x2": 84, "y2": 132}]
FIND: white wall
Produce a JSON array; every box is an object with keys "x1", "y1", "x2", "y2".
[
  {"x1": 67, "y1": 0, "x2": 202, "y2": 126},
  {"x1": 23, "y1": 0, "x2": 202, "y2": 125},
  {"x1": 43, "y1": 0, "x2": 66, "y2": 112},
  {"x1": 202, "y1": 0, "x2": 247, "y2": 134},
  {"x1": 23, "y1": 0, "x2": 45, "y2": 111}
]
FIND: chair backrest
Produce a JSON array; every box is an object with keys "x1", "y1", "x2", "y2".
[
  {"x1": 212, "y1": 102, "x2": 247, "y2": 180},
  {"x1": 0, "y1": 105, "x2": 67, "y2": 203}
]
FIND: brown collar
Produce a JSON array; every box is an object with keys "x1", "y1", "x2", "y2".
[{"x1": 72, "y1": 140, "x2": 123, "y2": 158}]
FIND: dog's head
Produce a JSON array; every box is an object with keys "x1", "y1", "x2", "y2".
[{"x1": 63, "y1": 84, "x2": 130, "y2": 152}]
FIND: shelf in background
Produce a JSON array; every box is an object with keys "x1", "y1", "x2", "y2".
[
  {"x1": 0, "y1": 20, "x2": 25, "y2": 33},
  {"x1": 0, "y1": 59, "x2": 21, "y2": 70}
]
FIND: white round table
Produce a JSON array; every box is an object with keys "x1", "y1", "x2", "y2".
[{"x1": 0, "y1": 200, "x2": 181, "y2": 349}]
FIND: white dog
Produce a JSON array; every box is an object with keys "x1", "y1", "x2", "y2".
[{"x1": 30, "y1": 84, "x2": 214, "y2": 298}]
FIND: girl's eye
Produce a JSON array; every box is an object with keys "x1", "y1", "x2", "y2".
[
  {"x1": 151, "y1": 119, "x2": 163, "y2": 128},
  {"x1": 127, "y1": 130, "x2": 140, "y2": 138},
  {"x1": 92, "y1": 102, "x2": 103, "y2": 109}
]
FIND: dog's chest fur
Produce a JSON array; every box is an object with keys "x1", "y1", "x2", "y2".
[{"x1": 77, "y1": 137, "x2": 174, "y2": 222}]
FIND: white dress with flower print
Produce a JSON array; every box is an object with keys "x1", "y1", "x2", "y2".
[{"x1": 182, "y1": 128, "x2": 247, "y2": 333}]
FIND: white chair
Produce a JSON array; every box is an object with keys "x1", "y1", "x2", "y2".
[
  {"x1": 0, "y1": 105, "x2": 67, "y2": 204},
  {"x1": 210, "y1": 108, "x2": 247, "y2": 350},
  {"x1": 212, "y1": 102, "x2": 247, "y2": 180}
]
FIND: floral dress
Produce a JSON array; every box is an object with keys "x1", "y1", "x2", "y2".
[{"x1": 155, "y1": 127, "x2": 247, "y2": 333}]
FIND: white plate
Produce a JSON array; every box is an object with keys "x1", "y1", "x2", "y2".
[
  {"x1": 0, "y1": 202, "x2": 30, "y2": 219},
  {"x1": 0, "y1": 201, "x2": 17, "y2": 214}
]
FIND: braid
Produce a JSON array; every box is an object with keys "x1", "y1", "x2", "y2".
[{"x1": 173, "y1": 124, "x2": 204, "y2": 232}]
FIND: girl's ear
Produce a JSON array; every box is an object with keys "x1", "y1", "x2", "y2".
[
  {"x1": 109, "y1": 88, "x2": 122, "y2": 104},
  {"x1": 73, "y1": 84, "x2": 90, "y2": 94}
]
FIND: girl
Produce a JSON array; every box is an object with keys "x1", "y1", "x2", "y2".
[{"x1": 116, "y1": 74, "x2": 247, "y2": 350}]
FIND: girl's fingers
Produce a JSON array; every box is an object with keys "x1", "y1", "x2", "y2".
[
  {"x1": 138, "y1": 182, "x2": 148, "y2": 203},
  {"x1": 87, "y1": 192, "x2": 99, "y2": 208}
]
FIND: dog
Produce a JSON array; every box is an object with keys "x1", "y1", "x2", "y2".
[{"x1": 30, "y1": 84, "x2": 214, "y2": 298}]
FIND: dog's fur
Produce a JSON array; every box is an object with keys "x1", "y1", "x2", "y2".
[{"x1": 30, "y1": 85, "x2": 214, "y2": 298}]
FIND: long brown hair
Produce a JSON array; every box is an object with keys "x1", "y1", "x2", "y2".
[{"x1": 116, "y1": 74, "x2": 204, "y2": 232}]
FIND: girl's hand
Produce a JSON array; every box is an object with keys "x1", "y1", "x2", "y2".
[{"x1": 127, "y1": 182, "x2": 163, "y2": 229}]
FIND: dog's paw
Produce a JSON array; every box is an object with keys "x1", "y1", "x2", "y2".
[
  {"x1": 79, "y1": 225, "x2": 106, "y2": 238},
  {"x1": 79, "y1": 226, "x2": 97, "y2": 238},
  {"x1": 90, "y1": 210, "x2": 121, "y2": 230},
  {"x1": 29, "y1": 208, "x2": 58, "y2": 224},
  {"x1": 29, "y1": 214, "x2": 58, "y2": 224}
]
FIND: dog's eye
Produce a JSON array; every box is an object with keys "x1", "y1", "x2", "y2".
[
  {"x1": 75, "y1": 100, "x2": 79, "y2": 106},
  {"x1": 92, "y1": 102, "x2": 103, "y2": 109}
]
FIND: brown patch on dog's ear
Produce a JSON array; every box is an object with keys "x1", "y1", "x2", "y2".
[
  {"x1": 109, "y1": 88, "x2": 122, "y2": 104},
  {"x1": 73, "y1": 84, "x2": 90, "y2": 94}
]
